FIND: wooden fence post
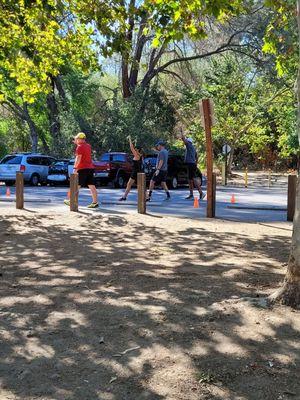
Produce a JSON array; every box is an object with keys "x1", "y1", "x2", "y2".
[
  {"x1": 70, "y1": 173, "x2": 79, "y2": 212},
  {"x1": 137, "y1": 173, "x2": 146, "y2": 214},
  {"x1": 287, "y1": 174, "x2": 297, "y2": 222},
  {"x1": 16, "y1": 172, "x2": 24, "y2": 210},
  {"x1": 201, "y1": 99, "x2": 214, "y2": 218},
  {"x1": 245, "y1": 167, "x2": 248, "y2": 188}
]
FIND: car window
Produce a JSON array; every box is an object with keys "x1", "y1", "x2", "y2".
[
  {"x1": 112, "y1": 154, "x2": 126, "y2": 162},
  {"x1": 100, "y1": 154, "x2": 111, "y2": 162},
  {"x1": 27, "y1": 157, "x2": 42, "y2": 165},
  {"x1": 0, "y1": 155, "x2": 22, "y2": 165},
  {"x1": 68, "y1": 160, "x2": 74, "y2": 165},
  {"x1": 40, "y1": 157, "x2": 55, "y2": 166}
]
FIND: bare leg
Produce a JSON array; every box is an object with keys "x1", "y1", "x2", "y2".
[
  {"x1": 161, "y1": 182, "x2": 170, "y2": 198},
  {"x1": 88, "y1": 185, "x2": 98, "y2": 203},
  {"x1": 123, "y1": 178, "x2": 135, "y2": 198},
  {"x1": 188, "y1": 180, "x2": 194, "y2": 196},
  {"x1": 193, "y1": 177, "x2": 203, "y2": 197},
  {"x1": 147, "y1": 180, "x2": 155, "y2": 199}
]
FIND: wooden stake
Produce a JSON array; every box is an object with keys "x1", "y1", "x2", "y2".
[
  {"x1": 268, "y1": 168, "x2": 271, "y2": 188},
  {"x1": 16, "y1": 172, "x2": 24, "y2": 210},
  {"x1": 287, "y1": 174, "x2": 297, "y2": 222},
  {"x1": 70, "y1": 173, "x2": 79, "y2": 212},
  {"x1": 137, "y1": 173, "x2": 146, "y2": 214},
  {"x1": 201, "y1": 99, "x2": 214, "y2": 218}
]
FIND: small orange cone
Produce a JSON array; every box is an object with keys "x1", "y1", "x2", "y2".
[
  {"x1": 67, "y1": 190, "x2": 70, "y2": 199},
  {"x1": 193, "y1": 197, "x2": 199, "y2": 208},
  {"x1": 6, "y1": 187, "x2": 11, "y2": 197},
  {"x1": 230, "y1": 194, "x2": 236, "y2": 204}
]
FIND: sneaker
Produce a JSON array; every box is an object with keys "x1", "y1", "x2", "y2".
[
  {"x1": 87, "y1": 202, "x2": 99, "y2": 209},
  {"x1": 200, "y1": 191, "x2": 206, "y2": 200},
  {"x1": 164, "y1": 196, "x2": 171, "y2": 201},
  {"x1": 119, "y1": 197, "x2": 127, "y2": 201},
  {"x1": 185, "y1": 194, "x2": 194, "y2": 200},
  {"x1": 64, "y1": 199, "x2": 70, "y2": 206},
  {"x1": 146, "y1": 197, "x2": 151, "y2": 202}
]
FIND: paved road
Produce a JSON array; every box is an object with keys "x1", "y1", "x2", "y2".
[{"x1": 0, "y1": 184, "x2": 290, "y2": 223}]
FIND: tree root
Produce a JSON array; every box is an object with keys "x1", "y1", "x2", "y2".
[{"x1": 269, "y1": 281, "x2": 300, "y2": 309}]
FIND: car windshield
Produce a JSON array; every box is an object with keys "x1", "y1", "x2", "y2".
[
  {"x1": 0, "y1": 155, "x2": 22, "y2": 165},
  {"x1": 53, "y1": 162, "x2": 67, "y2": 167}
]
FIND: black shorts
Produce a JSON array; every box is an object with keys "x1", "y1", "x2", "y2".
[
  {"x1": 78, "y1": 169, "x2": 95, "y2": 187},
  {"x1": 151, "y1": 170, "x2": 168, "y2": 184},
  {"x1": 187, "y1": 163, "x2": 202, "y2": 182},
  {"x1": 130, "y1": 168, "x2": 142, "y2": 181}
]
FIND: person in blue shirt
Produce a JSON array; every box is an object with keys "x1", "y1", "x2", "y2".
[
  {"x1": 147, "y1": 140, "x2": 171, "y2": 201},
  {"x1": 181, "y1": 132, "x2": 205, "y2": 200}
]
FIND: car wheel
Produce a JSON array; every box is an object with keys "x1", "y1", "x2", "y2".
[
  {"x1": 114, "y1": 174, "x2": 126, "y2": 189},
  {"x1": 30, "y1": 173, "x2": 40, "y2": 186},
  {"x1": 170, "y1": 176, "x2": 178, "y2": 189}
]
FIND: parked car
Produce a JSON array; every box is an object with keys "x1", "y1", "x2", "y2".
[
  {"x1": 47, "y1": 159, "x2": 70, "y2": 185},
  {"x1": 0, "y1": 153, "x2": 56, "y2": 186},
  {"x1": 143, "y1": 153, "x2": 190, "y2": 189},
  {"x1": 94, "y1": 152, "x2": 133, "y2": 188}
]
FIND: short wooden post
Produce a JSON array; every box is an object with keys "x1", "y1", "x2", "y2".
[
  {"x1": 268, "y1": 168, "x2": 272, "y2": 188},
  {"x1": 137, "y1": 173, "x2": 146, "y2": 214},
  {"x1": 245, "y1": 167, "x2": 248, "y2": 188},
  {"x1": 287, "y1": 174, "x2": 297, "y2": 222},
  {"x1": 212, "y1": 172, "x2": 216, "y2": 218},
  {"x1": 201, "y1": 99, "x2": 214, "y2": 218},
  {"x1": 221, "y1": 162, "x2": 226, "y2": 186},
  {"x1": 70, "y1": 173, "x2": 79, "y2": 212},
  {"x1": 16, "y1": 172, "x2": 24, "y2": 210}
]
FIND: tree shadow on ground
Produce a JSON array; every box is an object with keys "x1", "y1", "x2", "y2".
[{"x1": 0, "y1": 213, "x2": 299, "y2": 400}]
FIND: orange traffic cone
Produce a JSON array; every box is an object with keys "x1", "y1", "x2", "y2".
[
  {"x1": 67, "y1": 190, "x2": 70, "y2": 199},
  {"x1": 6, "y1": 187, "x2": 11, "y2": 197},
  {"x1": 193, "y1": 197, "x2": 199, "y2": 208},
  {"x1": 230, "y1": 194, "x2": 236, "y2": 204}
]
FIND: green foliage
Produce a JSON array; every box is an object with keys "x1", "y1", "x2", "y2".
[{"x1": 91, "y1": 86, "x2": 176, "y2": 155}]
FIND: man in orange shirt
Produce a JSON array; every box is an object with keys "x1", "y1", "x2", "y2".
[{"x1": 64, "y1": 132, "x2": 99, "y2": 208}]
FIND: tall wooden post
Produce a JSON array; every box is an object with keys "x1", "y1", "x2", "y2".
[
  {"x1": 16, "y1": 172, "x2": 24, "y2": 210},
  {"x1": 287, "y1": 175, "x2": 297, "y2": 221},
  {"x1": 70, "y1": 173, "x2": 79, "y2": 212},
  {"x1": 137, "y1": 173, "x2": 146, "y2": 214},
  {"x1": 201, "y1": 99, "x2": 214, "y2": 218}
]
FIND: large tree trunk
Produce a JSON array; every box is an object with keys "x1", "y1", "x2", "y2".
[
  {"x1": 269, "y1": 177, "x2": 300, "y2": 307},
  {"x1": 23, "y1": 103, "x2": 39, "y2": 153},
  {"x1": 46, "y1": 77, "x2": 61, "y2": 156},
  {"x1": 269, "y1": 0, "x2": 300, "y2": 307}
]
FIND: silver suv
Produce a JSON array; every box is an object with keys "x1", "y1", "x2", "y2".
[{"x1": 0, "y1": 153, "x2": 56, "y2": 186}]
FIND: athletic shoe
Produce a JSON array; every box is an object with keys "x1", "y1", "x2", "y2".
[
  {"x1": 119, "y1": 197, "x2": 127, "y2": 201},
  {"x1": 164, "y1": 196, "x2": 171, "y2": 201},
  {"x1": 200, "y1": 191, "x2": 206, "y2": 200},
  {"x1": 146, "y1": 197, "x2": 151, "y2": 202},
  {"x1": 64, "y1": 199, "x2": 70, "y2": 206},
  {"x1": 87, "y1": 202, "x2": 99, "y2": 209},
  {"x1": 185, "y1": 194, "x2": 194, "y2": 200}
]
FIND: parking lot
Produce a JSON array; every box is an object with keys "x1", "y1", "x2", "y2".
[{"x1": 0, "y1": 183, "x2": 289, "y2": 223}]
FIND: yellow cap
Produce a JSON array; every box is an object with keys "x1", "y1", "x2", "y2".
[{"x1": 75, "y1": 132, "x2": 86, "y2": 140}]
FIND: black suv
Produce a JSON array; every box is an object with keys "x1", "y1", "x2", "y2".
[{"x1": 143, "y1": 154, "x2": 189, "y2": 189}]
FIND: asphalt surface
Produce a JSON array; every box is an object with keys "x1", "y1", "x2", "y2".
[{"x1": 0, "y1": 184, "x2": 290, "y2": 223}]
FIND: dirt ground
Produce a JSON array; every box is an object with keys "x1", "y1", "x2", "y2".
[{"x1": 0, "y1": 209, "x2": 299, "y2": 400}]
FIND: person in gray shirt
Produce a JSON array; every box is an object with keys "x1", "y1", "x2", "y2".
[
  {"x1": 147, "y1": 140, "x2": 170, "y2": 201},
  {"x1": 181, "y1": 132, "x2": 205, "y2": 200}
]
